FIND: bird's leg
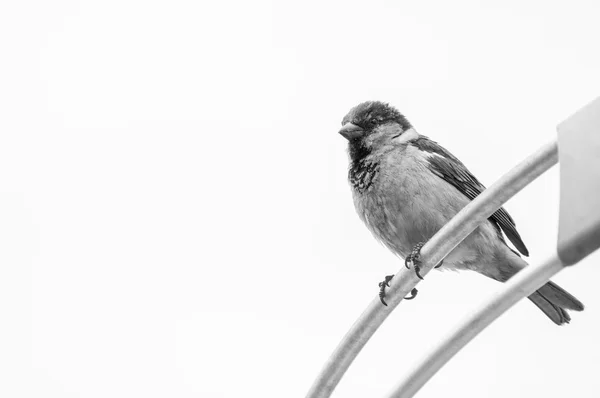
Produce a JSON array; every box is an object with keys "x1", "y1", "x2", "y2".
[
  {"x1": 406, "y1": 242, "x2": 445, "y2": 279},
  {"x1": 405, "y1": 242, "x2": 425, "y2": 279},
  {"x1": 378, "y1": 275, "x2": 419, "y2": 306}
]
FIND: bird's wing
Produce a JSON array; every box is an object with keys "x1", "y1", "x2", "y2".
[{"x1": 411, "y1": 136, "x2": 529, "y2": 256}]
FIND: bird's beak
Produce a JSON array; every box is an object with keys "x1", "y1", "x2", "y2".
[{"x1": 338, "y1": 123, "x2": 364, "y2": 140}]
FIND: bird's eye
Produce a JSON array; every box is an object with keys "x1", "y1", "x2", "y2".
[{"x1": 368, "y1": 119, "x2": 378, "y2": 126}]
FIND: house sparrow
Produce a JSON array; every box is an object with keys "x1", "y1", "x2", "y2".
[{"x1": 339, "y1": 101, "x2": 584, "y2": 325}]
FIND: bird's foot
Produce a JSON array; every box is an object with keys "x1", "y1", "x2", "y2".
[
  {"x1": 404, "y1": 242, "x2": 445, "y2": 279},
  {"x1": 378, "y1": 275, "x2": 394, "y2": 305},
  {"x1": 378, "y1": 274, "x2": 419, "y2": 306},
  {"x1": 404, "y1": 242, "x2": 425, "y2": 279}
]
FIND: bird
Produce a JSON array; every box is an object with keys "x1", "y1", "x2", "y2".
[{"x1": 338, "y1": 100, "x2": 584, "y2": 325}]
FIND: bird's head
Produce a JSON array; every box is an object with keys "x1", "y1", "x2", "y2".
[{"x1": 339, "y1": 101, "x2": 413, "y2": 162}]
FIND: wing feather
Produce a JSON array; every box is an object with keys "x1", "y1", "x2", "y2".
[{"x1": 411, "y1": 136, "x2": 529, "y2": 256}]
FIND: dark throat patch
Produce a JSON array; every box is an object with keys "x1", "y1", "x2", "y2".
[{"x1": 349, "y1": 160, "x2": 379, "y2": 193}]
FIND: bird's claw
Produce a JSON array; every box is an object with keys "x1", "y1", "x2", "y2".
[
  {"x1": 409, "y1": 244, "x2": 444, "y2": 279},
  {"x1": 405, "y1": 241, "x2": 425, "y2": 275},
  {"x1": 378, "y1": 275, "x2": 419, "y2": 305},
  {"x1": 404, "y1": 287, "x2": 418, "y2": 300},
  {"x1": 378, "y1": 275, "x2": 394, "y2": 306},
  {"x1": 414, "y1": 264, "x2": 425, "y2": 280}
]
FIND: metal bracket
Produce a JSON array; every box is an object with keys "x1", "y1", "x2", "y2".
[{"x1": 557, "y1": 97, "x2": 600, "y2": 265}]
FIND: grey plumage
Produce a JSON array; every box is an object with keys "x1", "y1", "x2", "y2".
[{"x1": 339, "y1": 101, "x2": 584, "y2": 325}]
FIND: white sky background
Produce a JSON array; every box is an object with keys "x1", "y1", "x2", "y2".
[{"x1": 2, "y1": 0, "x2": 600, "y2": 397}]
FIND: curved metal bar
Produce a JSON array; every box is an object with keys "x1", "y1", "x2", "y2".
[
  {"x1": 305, "y1": 141, "x2": 559, "y2": 398},
  {"x1": 385, "y1": 252, "x2": 565, "y2": 398}
]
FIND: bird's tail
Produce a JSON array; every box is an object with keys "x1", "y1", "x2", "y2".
[
  {"x1": 527, "y1": 281, "x2": 584, "y2": 325},
  {"x1": 484, "y1": 252, "x2": 584, "y2": 325}
]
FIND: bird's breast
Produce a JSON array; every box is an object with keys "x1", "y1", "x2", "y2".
[{"x1": 350, "y1": 146, "x2": 465, "y2": 257}]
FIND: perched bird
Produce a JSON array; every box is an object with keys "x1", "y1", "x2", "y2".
[{"x1": 339, "y1": 101, "x2": 584, "y2": 325}]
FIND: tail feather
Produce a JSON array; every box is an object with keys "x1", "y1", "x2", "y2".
[
  {"x1": 536, "y1": 281, "x2": 585, "y2": 311},
  {"x1": 485, "y1": 253, "x2": 584, "y2": 325},
  {"x1": 528, "y1": 291, "x2": 572, "y2": 325},
  {"x1": 526, "y1": 281, "x2": 584, "y2": 325}
]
